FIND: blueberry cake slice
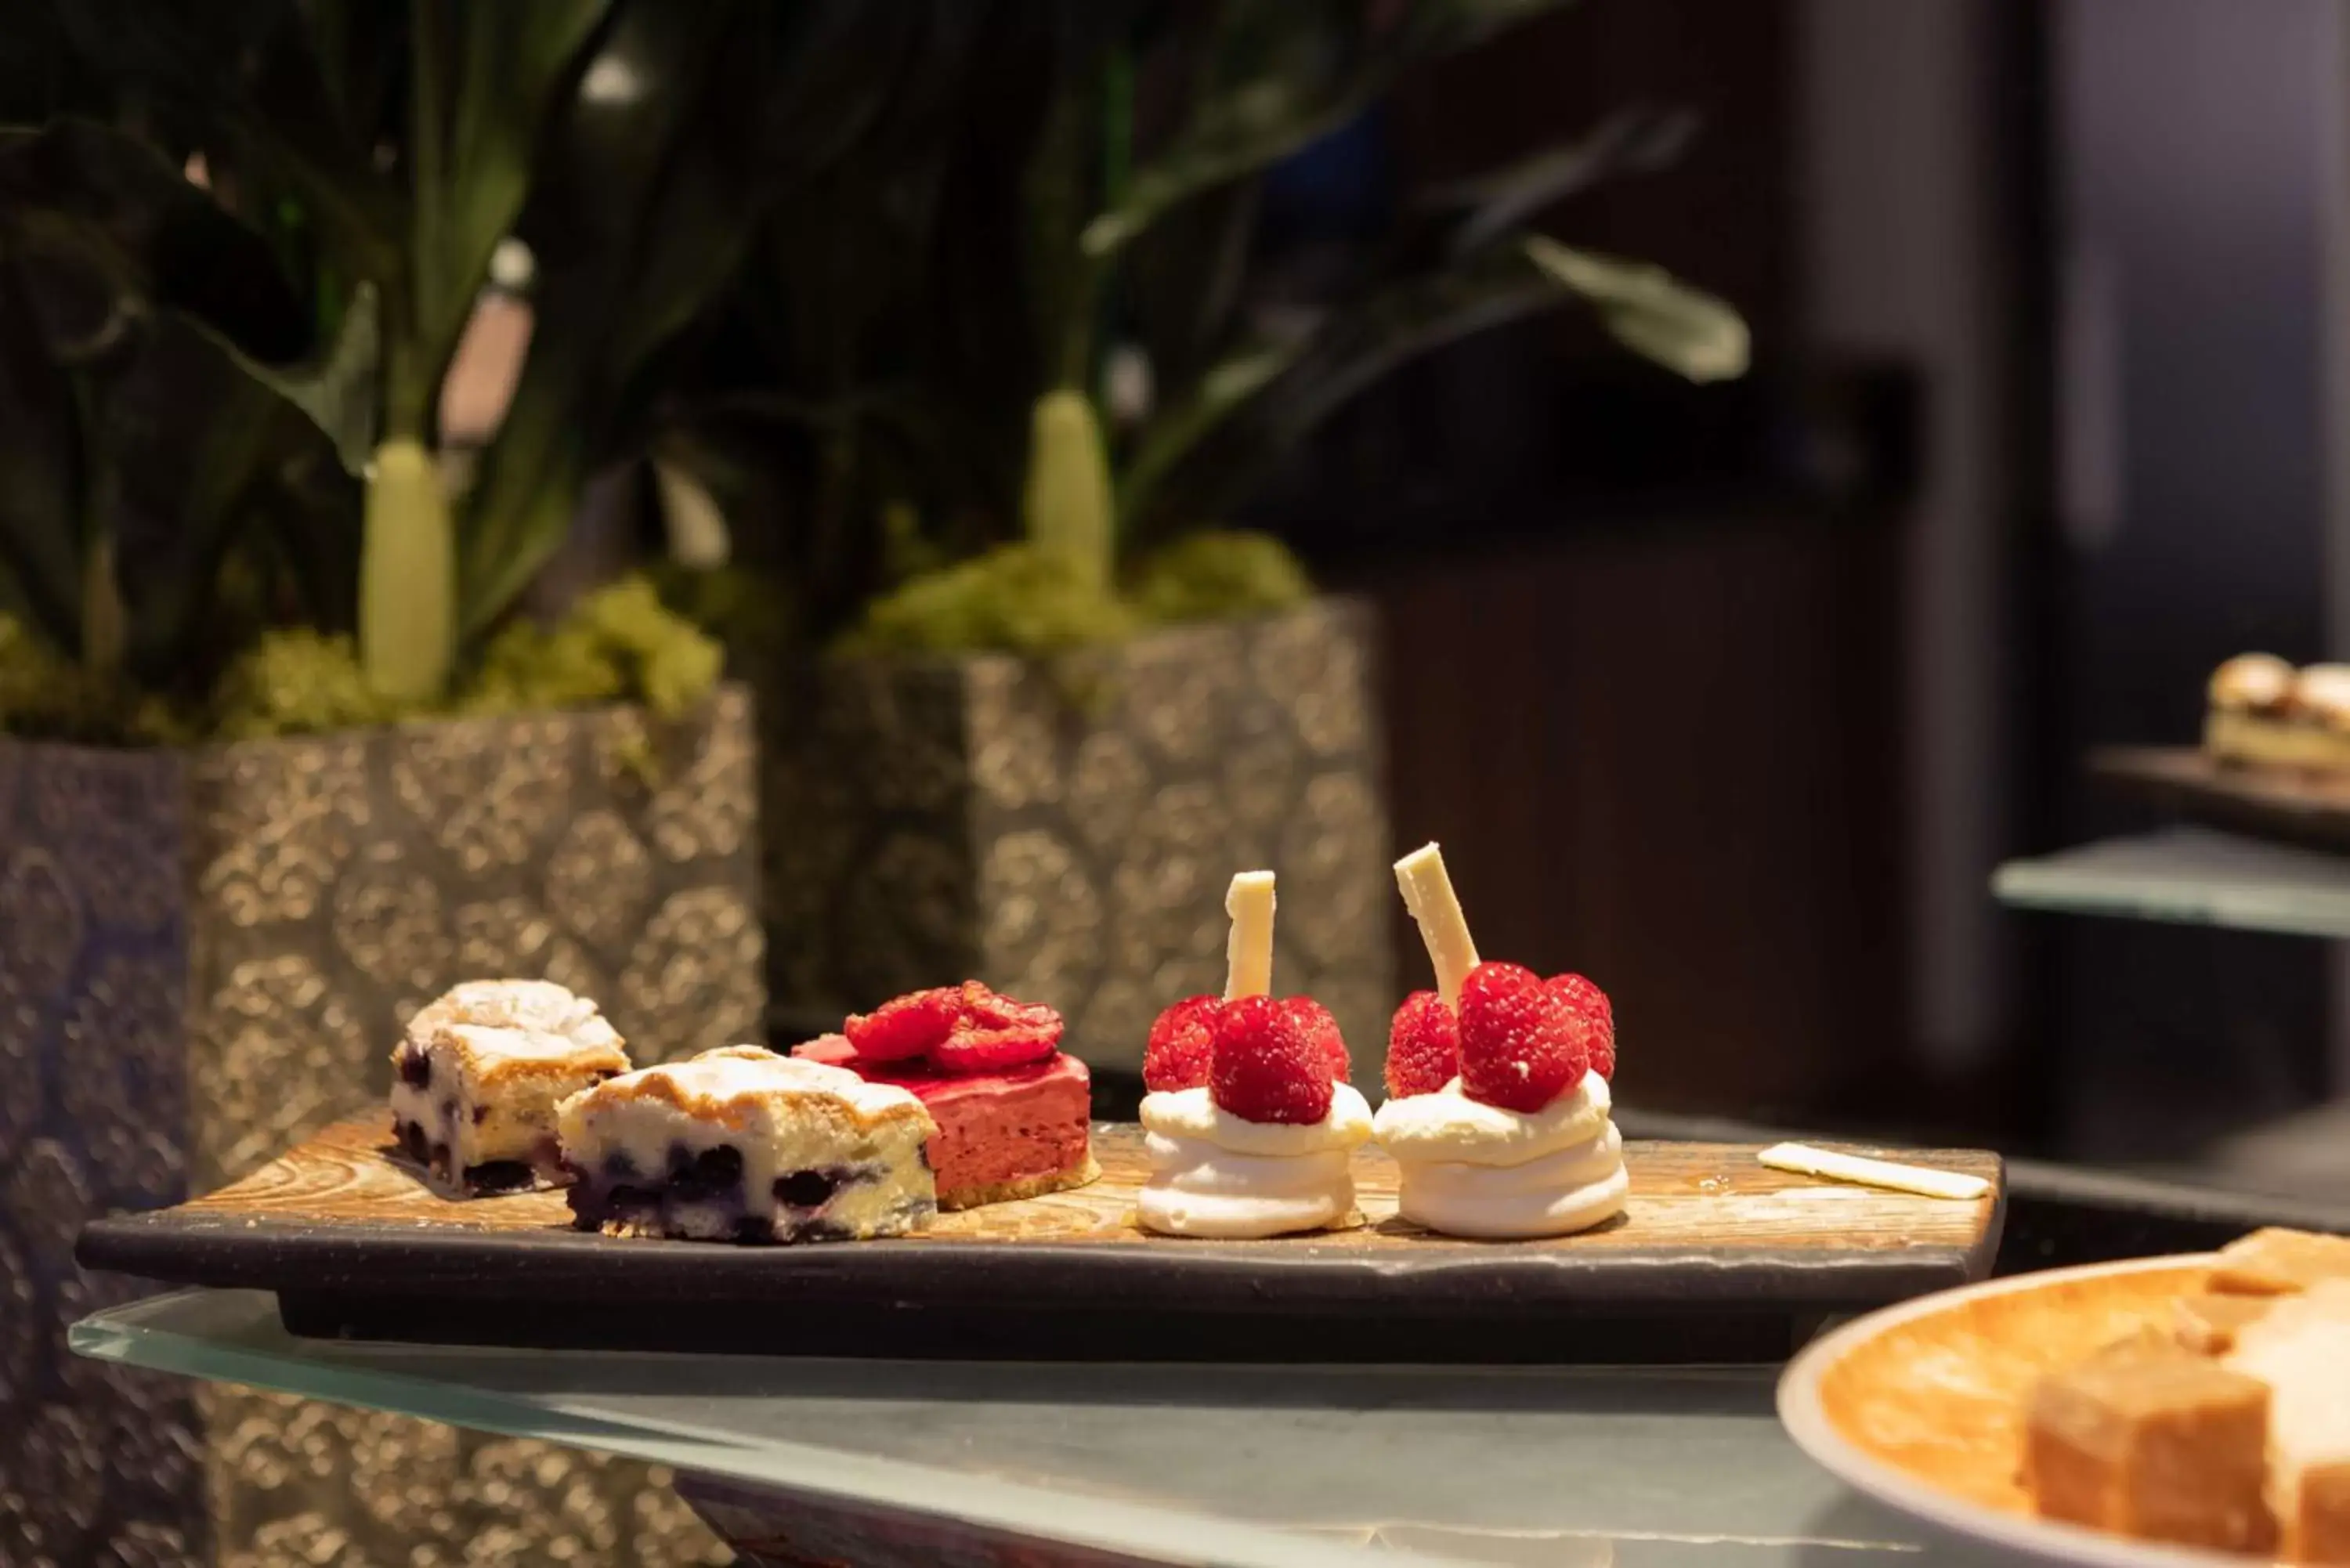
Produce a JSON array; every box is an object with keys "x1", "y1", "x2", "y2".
[
  {"x1": 559, "y1": 1052, "x2": 938, "y2": 1243},
  {"x1": 389, "y1": 980, "x2": 631, "y2": 1199}
]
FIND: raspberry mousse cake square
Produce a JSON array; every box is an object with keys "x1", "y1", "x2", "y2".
[
  {"x1": 389, "y1": 979, "x2": 631, "y2": 1199},
  {"x1": 559, "y1": 1051, "x2": 938, "y2": 1243},
  {"x1": 790, "y1": 981, "x2": 1097, "y2": 1210}
]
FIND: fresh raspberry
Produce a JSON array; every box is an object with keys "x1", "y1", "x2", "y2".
[
  {"x1": 1385, "y1": 990, "x2": 1459, "y2": 1097},
  {"x1": 1547, "y1": 973, "x2": 1614, "y2": 1081},
  {"x1": 1281, "y1": 996, "x2": 1350, "y2": 1082},
  {"x1": 1209, "y1": 995, "x2": 1333, "y2": 1125},
  {"x1": 930, "y1": 981, "x2": 1063, "y2": 1072},
  {"x1": 1144, "y1": 995, "x2": 1222, "y2": 1092},
  {"x1": 1457, "y1": 960, "x2": 1587, "y2": 1112},
  {"x1": 844, "y1": 986, "x2": 961, "y2": 1062}
]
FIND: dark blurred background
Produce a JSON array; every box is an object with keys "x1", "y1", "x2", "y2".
[
  {"x1": 12, "y1": 0, "x2": 2347, "y2": 1182},
  {"x1": 1230, "y1": 0, "x2": 2350, "y2": 1183}
]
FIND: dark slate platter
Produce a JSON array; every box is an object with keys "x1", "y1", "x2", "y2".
[{"x1": 78, "y1": 1120, "x2": 2005, "y2": 1364}]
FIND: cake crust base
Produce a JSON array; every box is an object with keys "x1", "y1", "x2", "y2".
[{"x1": 940, "y1": 1153, "x2": 1101, "y2": 1212}]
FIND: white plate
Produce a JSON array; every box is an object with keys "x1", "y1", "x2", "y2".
[{"x1": 1777, "y1": 1253, "x2": 2266, "y2": 1568}]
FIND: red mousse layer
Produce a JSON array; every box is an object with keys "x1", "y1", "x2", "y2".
[{"x1": 792, "y1": 1036, "x2": 1094, "y2": 1209}]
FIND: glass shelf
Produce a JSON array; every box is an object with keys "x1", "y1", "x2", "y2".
[
  {"x1": 1992, "y1": 826, "x2": 2350, "y2": 938},
  {"x1": 71, "y1": 1288, "x2": 2005, "y2": 1567}
]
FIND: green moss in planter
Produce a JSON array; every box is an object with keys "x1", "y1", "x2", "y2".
[
  {"x1": 462, "y1": 576, "x2": 725, "y2": 722},
  {"x1": 842, "y1": 530, "x2": 1314, "y2": 659},
  {"x1": 0, "y1": 573, "x2": 724, "y2": 747},
  {"x1": 208, "y1": 629, "x2": 398, "y2": 741},
  {"x1": 1132, "y1": 530, "x2": 1314, "y2": 626},
  {"x1": 841, "y1": 542, "x2": 1141, "y2": 658},
  {"x1": 0, "y1": 615, "x2": 186, "y2": 745}
]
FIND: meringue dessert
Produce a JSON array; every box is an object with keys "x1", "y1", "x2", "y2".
[
  {"x1": 1138, "y1": 1074, "x2": 1375, "y2": 1238},
  {"x1": 1373, "y1": 843, "x2": 1628, "y2": 1239},
  {"x1": 1137, "y1": 870, "x2": 1372, "y2": 1237},
  {"x1": 2206, "y1": 652, "x2": 2350, "y2": 771},
  {"x1": 389, "y1": 979, "x2": 631, "y2": 1198},
  {"x1": 1376, "y1": 1071, "x2": 1626, "y2": 1239}
]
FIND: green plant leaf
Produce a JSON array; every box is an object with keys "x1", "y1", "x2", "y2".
[
  {"x1": 0, "y1": 2, "x2": 112, "y2": 125},
  {"x1": 244, "y1": 425, "x2": 365, "y2": 636},
  {"x1": 254, "y1": 278, "x2": 378, "y2": 474},
  {"x1": 0, "y1": 117, "x2": 313, "y2": 364},
  {"x1": 105, "y1": 313, "x2": 358, "y2": 684},
  {"x1": 1131, "y1": 235, "x2": 1745, "y2": 534},
  {"x1": 1426, "y1": 106, "x2": 1697, "y2": 256},
  {"x1": 456, "y1": 0, "x2": 752, "y2": 636},
  {"x1": 403, "y1": 0, "x2": 609, "y2": 436},
  {"x1": 1522, "y1": 235, "x2": 1749, "y2": 383},
  {"x1": 49, "y1": 0, "x2": 406, "y2": 283},
  {"x1": 454, "y1": 330, "x2": 594, "y2": 639},
  {"x1": 0, "y1": 117, "x2": 382, "y2": 469},
  {"x1": 1116, "y1": 338, "x2": 1299, "y2": 526},
  {"x1": 0, "y1": 253, "x2": 87, "y2": 655},
  {"x1": 1126, "y1": 176, "x2": 1264, "y2": 396},
  {"x1": 464, "y1": 0, "x2": 978, "y2": 637},
  {"x1": 1080, "y1": 0, "x2": 1571, "y2": 260},
  {"x1": 1137, "y1": 235, "x2": 1582, "y2": 533}
]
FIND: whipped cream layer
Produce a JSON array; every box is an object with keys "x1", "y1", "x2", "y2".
[
  {"x1": 1396, "y1": 1124, "x2": 1628, "y2": 1238},
  {"x1": 1137, "y1": 1083, "x2": 1372, "y2": 1237},
  {"x1": 1373, "y1": 1072, "x2": 1627, "y2": 1238},
  {"x1": 1139, "y1": 1083, "x2": 1374, "y2": 1154},
  {"x1": 1373, "y1": 1071, "x2": 1612, "y2": 1166}
]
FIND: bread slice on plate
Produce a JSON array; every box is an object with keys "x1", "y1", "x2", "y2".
[
  {"x1": 2226, "y1": 1279, "x2": 2350, "y2": 1563},
  {"x1": 2023, "y1": 1331, "x2": 2273, "y2": 1552},
  {"x1": 2174, "y1": 1291, "x2": 2276, "y2": 1356},
  {"x1": 2210, "y1": 1227, "x2": 2350, "y2": 1295}
]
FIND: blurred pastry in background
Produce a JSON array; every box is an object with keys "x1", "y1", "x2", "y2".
[{"x1": 2205, "y1": 654, "x2": 2350, "y2": 771}]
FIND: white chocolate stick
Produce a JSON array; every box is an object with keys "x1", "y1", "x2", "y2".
[
  {"x1": 1224, "y1": 870, "x2": 1277, "y2": 1000},
  {"x1": 1757, "y1": 1142, "x2": 1991, "y2": 1201},
  {"x1": 1394, "y1": 842, "x2": 1478, "y2": 1008}
]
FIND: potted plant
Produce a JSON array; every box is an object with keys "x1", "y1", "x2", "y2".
[
  {"x1": 674, "y1": 0, "x2": 1747, "y2": 1071},
  {"x1": 0, "y1": 1, "x2": 926, "y2": 1559}
]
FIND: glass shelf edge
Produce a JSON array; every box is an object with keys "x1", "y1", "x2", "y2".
[{"x1": 68, "y1": 1292, "x2": 1421, "y2": 1568}]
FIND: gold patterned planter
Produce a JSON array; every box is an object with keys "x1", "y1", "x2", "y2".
[
  {"x1": 1, "y1": 686, "x2": 760, "y2": 1567},
  {"x1": 765, "y1": 599, "x2": 1392, "y2": 1071}
]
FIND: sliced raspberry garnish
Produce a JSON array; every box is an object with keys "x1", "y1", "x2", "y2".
[
  {"x1": 930, "y1": 980, "x2": 1064, "y2": 1072},
  {"x1": 1547, "y1": 972, "x2": 1614, "y2": 1081},
  {"x1": 844, "y1": 986, "x2": 962, "y2": 1061},
  {"x1": 1209, "y1": 995, "x2": 1333, "y2": 1125},
  {"x1": 1144, "y1": 995, "x2": 1222, "y2": 1092},
  {"x1": 1457, "y1": 960, "x2": 1587, "y2": 1112},
  {"x1": 1385, "y1": 990, "x2": 1459, "y2": 1097},
  {"x1": 1281, "y1": 996, "x2": 1350, "y2": 1082}
]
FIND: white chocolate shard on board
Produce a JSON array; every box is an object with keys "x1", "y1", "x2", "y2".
[
  {"x1": 1394, "y1": 842, "x2": 1478, "y2": 1007},
  {"x1": 1224, "y1": 870, "x2": 1277, "y2": 1000},
  {"x1": 1757, "y1": 1142, "x2": 1990, "y2": 1201}
]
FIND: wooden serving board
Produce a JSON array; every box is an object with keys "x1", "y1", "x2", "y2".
[
  {"x1": 80, "y1": 1122, "x2": 2005, "y2": 1363},
  {"x1": 2093, "y1": 745, "x2": 2350, "y2": 854}
]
